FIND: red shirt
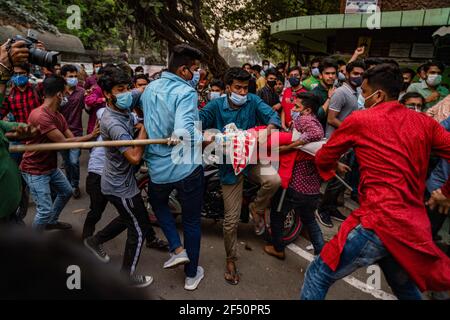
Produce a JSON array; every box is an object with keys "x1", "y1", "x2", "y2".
[
  {"x1": 1, "y1": 83, "x2": 40, "y2": 123},
  {"x1": 281, "y1": 86, "x2": 307, "y2": 127},
  {"x1": 316, "y1": 101, "x2": 450, "y2": 291},
  {"x1": 20, "y1": 105, "x2": 68, "y2": 175}
]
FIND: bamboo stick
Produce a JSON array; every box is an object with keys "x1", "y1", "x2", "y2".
[{"x1": 9, "y1": 138, "x2": 177, "y2": 153}]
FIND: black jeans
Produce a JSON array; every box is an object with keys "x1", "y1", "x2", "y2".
[
  {"x1": 83, "y1": 172, "x2": 157, "y2": 241},
  {"x1": 318, "y1": 151, "x2": 359, "y2": 214},
  {"x1": 94, "y1": 193, "x2": 151, "y2": 275},
  {"x1": 270, "y1": 188, "x2": 325, "y2": 255}
]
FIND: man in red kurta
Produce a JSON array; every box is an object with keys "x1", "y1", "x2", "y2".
[{"x1": 301, "y1": 64, "x2": 450, "y2": 300}]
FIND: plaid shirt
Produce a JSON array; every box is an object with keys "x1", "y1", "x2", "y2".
[{"x1": 1, "y1": 83, "x2": 40, "y2": 123}]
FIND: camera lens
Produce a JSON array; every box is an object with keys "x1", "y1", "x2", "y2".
[{"x1": 28, "y1": 48, "x2": 59, "y2": 69}]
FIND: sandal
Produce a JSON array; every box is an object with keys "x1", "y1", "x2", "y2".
[{"x1": 224, "y1": 261, "x2": 240, "y2": 285}]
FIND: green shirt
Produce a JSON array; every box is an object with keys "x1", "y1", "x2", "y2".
[
  {"x1": 311, "y1": 83, "x2": 329, "y2": 127},
  {"x1": 0, "y1": 121, "x2": 22, "y2": 218},
  {"x1": 407, "y1": 81, "x2": 449, "y2": 110},
  {"x1": 302, "y1": 76, "x2": 320, "y2": 91}
]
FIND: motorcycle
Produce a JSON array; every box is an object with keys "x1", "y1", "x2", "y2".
[{"x1": 137, "y1": 162, "x2": 303, "y2": 246}]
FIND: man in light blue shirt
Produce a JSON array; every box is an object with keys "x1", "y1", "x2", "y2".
[{"x1": 141, "y1": 44, "x2": 205, "y2": 291}]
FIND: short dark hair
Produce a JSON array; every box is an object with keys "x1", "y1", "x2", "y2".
[
  {"x1": 310, "y1": 57, "x2": 321, "y2": 67},
  {"x1": 382, "y1": 59, "x2": 400, "y2": 68},
  {"x1": 346, "y1": 60, "x2": 366, "y2": 74},
  {"x1": 399, "y1": 92, "x2": 425, "y2": 105},
  {"x1": 424, "y1": 61, "x2": 445, "y2": 73},
  {"x1": 135, "y1": 66, "x2": 144, "y2": 73},
  {"x1": 133, "y1": 74, "x2": 149, "y2": 84},
  {"x1": 364, "y1": 58, "x2": 383, "y2": 67},
  {"x1": 297, "y1": 92, "x2": 320, "y2": 115},
  {"x1": 264, "y1": 67, "x2": 278, "y2": 78},
  {"x1": 93, "y1": 60, "x2": 102, "y2": 66},
  {"x1": 337, "y1": 60, "x2": 346, "y2": 67},
  {"x1": 97, "y1": 66, "x2": 131, "y2": 93},
  {"x1": 262, "y1": 60, "x2": 270, "y2": 65},
  {"x1": 251, "y1": 65, "x2": 262, "y2": 73},
  {"x1": 242, "y1": 63, "x2": 251, "y2": 69},
  {"x1": 15, "y1": 62, "x2": 30, "y2": 74},
  {"x1": 319, "y1": 58, "x2": 338, "y2": 74},
  {"x1": 43, "y1": 75, "x2": 66, "y2": 97},
  {"x1": 224, "y1": 67, "x2": 251, "y2": 86},
  {"x1": 287, "y1": 66, "x2": 302, "y2": 75},
  {"x1": 61, "y1": 64, "x2": 78, "y2": 77},
  {"x1": 210, "y1": 78, "x2": 225, "y2": 90},
  {"x1": 276, "y1": 62, "x2": 286, "y2": 70},
  {"x1": 363, "y1": 63, "x2": 403, "y2": 99},
  {"x1": 400, "y1": 68, "x2": 415, "y2": 79},
  {"x1": 417, "y1": 64, "x2": 426, "y2": 74},
  {"x1": 168, "y1": 44, "x2": 203, "y2": 73}
]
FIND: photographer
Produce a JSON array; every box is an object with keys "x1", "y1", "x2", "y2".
[{"x1": 0, "y1": 39, "x2": 38, "y2": 224}]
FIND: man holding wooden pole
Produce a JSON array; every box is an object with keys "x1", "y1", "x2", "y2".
[{"x1": 20, "y1": 76, "x2": 100, "y2": 231}]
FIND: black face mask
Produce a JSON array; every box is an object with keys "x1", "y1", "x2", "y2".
[
  {"x1": 349, "y1": 76, "x2": 363, "y2": 87},
  {"x1": 402, "y1": 82, "x2": 410, "y2": 91},
  {"x1": 267, "y1": 80, "x2": 276, "y2": 88},
  {"x1": 289, "y1": 77, "x2": 301, "y2": 87}
]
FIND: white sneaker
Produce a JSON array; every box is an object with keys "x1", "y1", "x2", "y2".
[
  {"x1": 163, "y1": 249, "x2": 190, "y2": 269},
  {"x1": 184, "y1": 266, "x2": 204, "y2": 291}
]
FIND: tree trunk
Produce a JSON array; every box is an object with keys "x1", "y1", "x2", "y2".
[{"x1": 125, "y1": 0, "x2": 230, "y2": 77}]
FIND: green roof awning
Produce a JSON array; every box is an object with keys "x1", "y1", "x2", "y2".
[
  {"x1": 270, "y1": 8, "x2": 450, "y2": 53},
  {"x1": 271, "y1": 8, "x2": 450, "y2": 35}
]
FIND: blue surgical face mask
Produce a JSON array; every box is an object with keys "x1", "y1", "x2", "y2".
[
  {"x1": 66, "y1": 77, "x2": 78, "y2": 87},
  {"x1": 95, "y1": 67, "x2": 100, "y2": 74},
  {"x1": 338, "y1": 72, "x2": 346, "y2": 81},
  {"x1": 357, "y1": 93, "x2": 365, "y2": 109},
  {"x1": 188, "y1": 70, "x2": 200, "y2": 88},
  {"x1": 311, "y1": 67, "x2": 320, "y2": 77},
  {"x1": 229, "y1": 92, "x2": 247, "y2": 106},
  {"x1": 209, "y1": 91, "x2": 222, "y2": 100},
  {"x1": 114, "y1": 91, "x2": 133, "y2": 110},
  {"x1": 12, "y1": 75, "x2": 29, "y2": 87}
]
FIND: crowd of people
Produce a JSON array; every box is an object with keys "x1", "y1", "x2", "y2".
[{"x1": 0, "y1": 38, "x2": 449, "y2": 299}]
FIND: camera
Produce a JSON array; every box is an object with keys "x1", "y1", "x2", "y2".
[{"x1": 9, "y1": 30, "x2": 60, "y2": 68}]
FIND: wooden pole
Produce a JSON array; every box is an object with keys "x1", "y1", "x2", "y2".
[{"x1": 9, "y1": 138, "x2": 176, "y2": 153}]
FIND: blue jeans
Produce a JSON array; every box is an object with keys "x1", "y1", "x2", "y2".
[
  {"x1": 148, "y1": 165, "x2": 204, "y2": 278},
  {"x1": 300, "y1": 224, "x2": 422, "y2": 300},
  {"x1": 22, "y1": 169, "x2": 73, "y2": 229},
  {"x1": 60, "y1": 149, "x2": 81, "y2": 188}
]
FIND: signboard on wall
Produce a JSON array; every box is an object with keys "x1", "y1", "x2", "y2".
[
  {"x1": 411, "y1": 43, "x2": 435, "y2": 59},
  {"x1": 345, "y1": 0, "x2": 379, "y2": 13}
]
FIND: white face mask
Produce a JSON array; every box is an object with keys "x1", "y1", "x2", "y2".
[
  {"x1": 362, "y1": 90, "x2": 382, "y2": 109},
  {"x1": 426, "y1": 74, "x2": 442, "y2": 87}
]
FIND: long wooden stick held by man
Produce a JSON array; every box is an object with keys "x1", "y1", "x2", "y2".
[{"x1": 9, "y1": 138, "x2": 180, "y2": 153}]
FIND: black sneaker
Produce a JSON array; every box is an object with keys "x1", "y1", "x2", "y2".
[
  {"x1": 315, "y1": 210, "x2": 333, "y2": 228},
  {"x1": 146, "y1": 237, "x2": 169, "y2": 251},
  {"x1": 84, "y1": 236, "x2": 110, "y2": 263},
  {"x1": 329, "y1": 209, "x2": 347, "y2": 222},
  {"x1": 73, "y1": 187, "x2": 81, "y2": 199},
  {"x1": 45, "y1": 221, "x2": 72, "y2": 230},
  {"x1": 129, "y1": 274, "x2": 154, "y2": 288}
]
